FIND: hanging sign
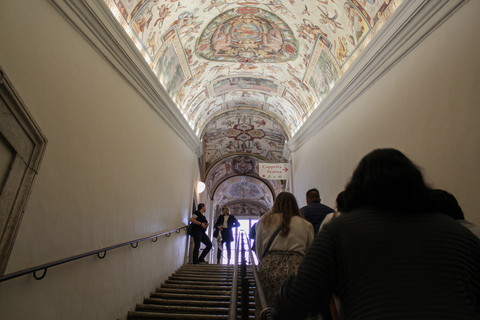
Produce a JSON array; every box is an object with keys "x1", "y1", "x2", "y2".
[{"x1": 259, "y1": 163, "x2": 290, "y2": 180}]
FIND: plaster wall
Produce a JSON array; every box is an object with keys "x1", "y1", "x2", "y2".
[
  {"x1": 0, "y1": 0, "x2": 198, "y2": 319},
  {"x1": 293, "y1": 0, "x2": 480, "y2": 225}
]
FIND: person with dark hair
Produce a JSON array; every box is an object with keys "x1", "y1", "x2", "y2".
[
  {"x1": 318, "y1": 191, "x2": 345, "y2": 232},
  {"x1": 255, "y1": 192, "x2": 314, "y2": 313},
  {"x1": 249, "y1": 211, "x2": 266, "y2": 252},
  {"x1": 258, "y1": 148, "x2": 480, "y2": 320},
  {"x1": 214, "y1": 205, "x2": 240, "y2": 264},
  {"x1": 300, "y1": 188, "x2": 334, "y2": 233},
  {"x1": 190, "y1": 203, "x2": 212, "y2": 264},
  {"x1": 431, "y1": 189, "x2": 480, "y2": 238}
]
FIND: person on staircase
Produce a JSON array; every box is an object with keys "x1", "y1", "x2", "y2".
[
  {"x1": 300, "y1": 188, "x2": 335, "y2": 234},
  {"x1": 190, "y1": 203, "x2": 212, "y2": 264},
  {"x1": 214, "y1": 205, "x2": 240, "y2": 264},
  {"x1": 255, "y1": 192, "x2": 314, "y2": 315},
  {"x1": 257, "y1": 148, "x2": 480, "y2": 320}
]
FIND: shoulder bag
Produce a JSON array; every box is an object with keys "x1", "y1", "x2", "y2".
[{"x1": 262, "y1": 226, "x2": 282, "y2": 258}]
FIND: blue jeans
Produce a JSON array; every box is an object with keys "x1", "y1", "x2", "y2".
[
  {"x1": 217, "y1": 240, "x2": 231, "y2": 263},
  {"x1": 191, "y1": 231, "x2": 212, "y2": 264}
]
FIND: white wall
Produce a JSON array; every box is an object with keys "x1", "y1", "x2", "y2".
[
  {"x1": 0, "y1": 0, "x2": 198, "y2": 319},
  {"x1": 293, "y1": 0, "x2": 480, "y2": 225}
]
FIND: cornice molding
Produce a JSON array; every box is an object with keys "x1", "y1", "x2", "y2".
[
  {"x1": 288, "y1": 0, "x2": 467, "y2": 152},
  {"x1": 48, "y1": 0, "x2": 200, "y2": 152}
]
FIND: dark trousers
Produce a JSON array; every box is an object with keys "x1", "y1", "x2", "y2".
[
  {"x1": 192, "y1": 231, "x2": 212, "y2": 264},
  {"x1": 217, "y1": 240, "x2": 231, "y2": 263}
]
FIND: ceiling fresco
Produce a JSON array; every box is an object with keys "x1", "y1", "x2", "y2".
[
  {"x1": 212, "y1": 175, "x2": 274, "y2": 216},
  {"x1": 203, "y1": 109, "x2": 287, "y2": 171},
  {"x1": 103, "y1": 0, "x2": 402, "y2": 216},
  {"x1": 205, "y1": 154, "x2": 283, "y2": 200}
]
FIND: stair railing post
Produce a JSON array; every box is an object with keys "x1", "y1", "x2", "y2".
[
  {"x1": 241, "y1": 233, "x2": 246, "y2": 279},
  {"x1": 241, "y1": 276, "x2": 250, "y2": 320},
  {"x1": 228, "y1": 231, "x2": 241, "y2": 320},
  {"x1": 240, "y1": 233, "x2": 250, "y2": 320}
]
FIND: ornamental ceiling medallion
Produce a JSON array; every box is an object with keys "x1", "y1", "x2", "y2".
[
  {"x1": 196, "y1": 7, "x2": 297, "y2": 63},
  {"x1": 231, "y1": 155, "x2": 256, "y2": 175}
]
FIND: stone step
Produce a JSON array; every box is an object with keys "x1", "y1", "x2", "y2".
[
  {"x1": 165, "y1": 277, "x2": 232, "y2": 283},
  {"x1": 157, "y1": 287, "x2": 254, "y2": 295},
  {"x1": 136, "y1": 304, "x2": 231, "y2": 315},
  {"x1": 168, "y1": 274, "x2": 253, "y2": 281},
  {"x1": 127, "y1": 264, "x2": 256, "y2": 320},
  {"x1": 128, "y1": 311, "x2": 255, "y2": 319},
  {"x1": 164, "y1": 277, "x2": 254, "y2": 284},
  {"x1": 143, "y1": 298, "x2": 255, "y2": 309},
  {"x1": 157, "y1": 287, "x2": 230, "y2": 295},
  {"x1": 160, "y1": 282, "x2": 255, "y2": 289},
  {"x1": 135, "y1": 304, "x2": 255, "y2": 315},
  {"x1": 173, "y1": 269, "x2": 254, "y2": 275},
  {"x1": 150, "y1": 292, "x2": 255, "y2": 302},
  {"x1": 150, "y1": 292, "x2": 230, "y2": 301},
  {"x1": 179, "y1": 265, "x2": 234, "y2": 271}
]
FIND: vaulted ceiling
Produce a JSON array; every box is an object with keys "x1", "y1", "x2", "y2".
[{"x1": 103, "y1": 0, "x2": 402, "y2": 216}]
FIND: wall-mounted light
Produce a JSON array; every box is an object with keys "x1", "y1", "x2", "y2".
[{"x1": 197, "y1": 181, "x2": 206, "y2": 194}]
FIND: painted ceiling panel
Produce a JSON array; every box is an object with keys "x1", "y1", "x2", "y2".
[
  {"x1": 214, "y1": 201, "x2": 269, "y2": 219},
  {"x1": 103, "y1": 0, "x2": 402, "y2": 211},
  {"x1": 104, "y1": 0, "x2": 402, "y2": 136},
  {"x1": 203, "y1": 109, "x2": 287, "y2": 171},
  {"x1": 205, "y1": 154, "x2": 283, "y2": 198},
  {"x1": 213, "y1": 175, "x2": 274, "y2": 213}
]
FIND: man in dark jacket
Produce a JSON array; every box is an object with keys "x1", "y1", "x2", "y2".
[
  {"x1": 300, "y1": 188, "x2": 334, "y2": 233},
  {"x1": 190, "y1": 203, "x2": 212, "y2": 264}
]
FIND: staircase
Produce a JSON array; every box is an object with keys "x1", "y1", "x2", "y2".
[{"x1": 128, "y1": 264, "x2": 256, "y2": 319}]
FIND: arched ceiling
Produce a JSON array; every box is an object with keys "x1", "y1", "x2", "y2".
[
  {"x1": 103, "y1": 0, "x2": 402, "y2": 216},
  {"x1": 205, "y1": 154, "x2": 284, "y2": 218}
]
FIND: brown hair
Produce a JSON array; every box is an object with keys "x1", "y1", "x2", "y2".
[{"x1": 261, "y1": 192, "x2": 302, "y2": 236}]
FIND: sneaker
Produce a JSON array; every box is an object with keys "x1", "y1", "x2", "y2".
[{"x1": 198, "y1": 261, "x2": 209, "y2": 264}]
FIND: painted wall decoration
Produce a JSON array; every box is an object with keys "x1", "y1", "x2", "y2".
[
  {"x1": 205, "y1": 154, "x2": 283, "y2": 200},
  {"x1": 210, "y1": 76, "x2": 282, "y2": 97},
  {"x1": 153, "y1": 29, "x2": 191, "y2": 104},
  {"x1": 192, "y1": 96, "x2": 295, "y2": 136},
  {"x1": 105, "y1": 0, "x2": 402, "y2": 137},
  {"x1": 303, "y1": 37, "x2": 340, "y2": 102},
  {"x1": 196, "y1": 7, "x2": 298, "y2": 63},
  {"x1": 103, "y1": 0, "x2": 403, "y2": 213},
  {"x1": 231, "y1": 155, "x2": 256, "y2": 175},
  {"x1": 203, "y1": 111, "x2": 287, "y2": 171},
  {"x1": 212, "y1": 175, "x2": 274, "y2": 213}
]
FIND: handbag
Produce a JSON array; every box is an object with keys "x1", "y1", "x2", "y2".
[
  {"x1": 187, "y1": 223, "x2": 193, "y2": 235},
  {"x1": 213, "y1": 228, "x2": 219, "y2": 238}
]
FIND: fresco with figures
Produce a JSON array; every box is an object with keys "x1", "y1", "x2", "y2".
[{"x1": 103, "y1": 0, "x2": 402, "y2": 215}]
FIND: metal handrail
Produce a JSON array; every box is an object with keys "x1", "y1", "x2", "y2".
[
  {"x1": 228, "y1": 231, "x2": 268, "y2": 319},
  {"x1": 246, "y1": 232, "x2": 268, "y2": 312},
  {"x1": 228, "y1": 230, "x2": 241, "y2": 320},
  {"x1": 0, "y1": 225, "x2": 187, "y2": 283}
]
